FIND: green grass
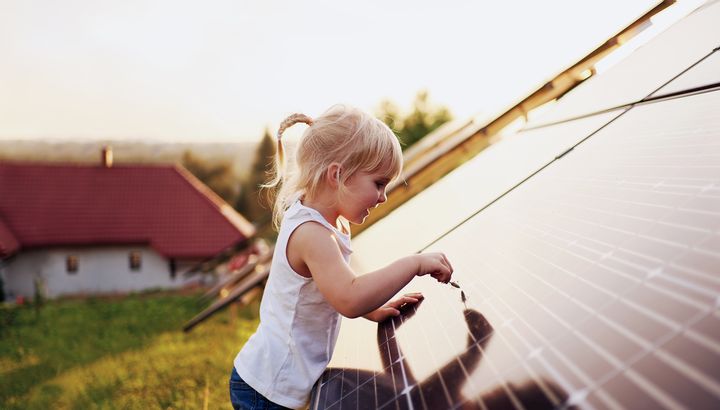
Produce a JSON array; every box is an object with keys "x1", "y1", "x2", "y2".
[{"x1": 0, "y1": 290, "x2": 259, "y2": 409}]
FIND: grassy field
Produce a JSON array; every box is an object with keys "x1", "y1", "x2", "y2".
[{"x1": 0, "y1": 290, "x2": 259, "y2": 409}]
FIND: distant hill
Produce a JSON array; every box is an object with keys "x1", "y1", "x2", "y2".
[{"x1": 0, "y1": 139, "x2": 259, "y2": 178}]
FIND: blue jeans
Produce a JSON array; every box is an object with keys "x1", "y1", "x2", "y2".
[{"x1": 229, "y1": 367, "x2": 291, "y2": 410}]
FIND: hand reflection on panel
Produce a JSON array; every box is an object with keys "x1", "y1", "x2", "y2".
[{"x1": 316, "y1": 301, "x2": 572, "y2": 410}]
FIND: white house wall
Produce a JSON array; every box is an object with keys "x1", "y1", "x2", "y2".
[{"x1": 2, "y1": 246, "x2": 199, "y2": 299}]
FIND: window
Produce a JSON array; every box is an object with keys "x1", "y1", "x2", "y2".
[
  {"x1": 66, "y1": 256, "x2": 78, "y2": 274},
  {"x1": 129, "y1": 251, "x2": 142, "y2": 271},
  {"x1": 169, "y1": 259, "x2": 177, "y2": 280}
]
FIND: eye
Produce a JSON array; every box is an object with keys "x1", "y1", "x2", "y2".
[{"x1": 375, "y1": 181, "x2": 386, "y2": 189}]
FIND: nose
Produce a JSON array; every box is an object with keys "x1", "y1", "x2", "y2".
[{"x1": 377, "y1": 189, "x2": 387, "y2": 204}]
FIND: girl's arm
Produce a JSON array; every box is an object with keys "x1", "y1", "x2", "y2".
[{"x1": 290, "y1": 222, "x2": 453, "y2": 318}]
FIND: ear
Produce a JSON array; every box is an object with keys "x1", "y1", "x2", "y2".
[{"x1": 326, "y1": 163, "x2": 342, "y2": 188}]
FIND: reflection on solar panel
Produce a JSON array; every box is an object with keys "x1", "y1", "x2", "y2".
[{"x1": 312, "y1": 3, "x2": 720, "y2": 409}]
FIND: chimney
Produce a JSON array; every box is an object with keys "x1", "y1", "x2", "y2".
[{"x1": 102, "y1": 146, "x2": 113, "y2": 168}]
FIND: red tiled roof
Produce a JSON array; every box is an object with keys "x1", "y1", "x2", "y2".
[{"x1": 0, "y1": 162, "x2": 255, "y2": 259}]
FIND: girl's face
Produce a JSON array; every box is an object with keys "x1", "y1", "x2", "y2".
[{"x1": 338, "y1": 170, "x2": 391, "y2": 225}]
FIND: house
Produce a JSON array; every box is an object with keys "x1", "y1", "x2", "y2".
[{"x1": 0, "y1": 149, "x2": 255, "y2": 300}]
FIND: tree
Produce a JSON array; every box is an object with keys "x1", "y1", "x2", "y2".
[
  {"x1": 376, "y1": 90, "x2": 453, "y2": 150},
  {"x1": 236, "y1": 129, "x2": 276, "y2": 229},
  {"x1": 181, "y1": 151, "x2": 239, "y2": 205}
]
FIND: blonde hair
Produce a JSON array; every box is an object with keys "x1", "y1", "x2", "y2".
[{"x1": 265, "y1": 104, "x2": 403, "y2": 230}]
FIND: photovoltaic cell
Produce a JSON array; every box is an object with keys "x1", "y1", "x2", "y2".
[
  {"x1": 312, "y1": 60, "x2": 720, "y2": 410},
  {"x1": 523, "y1": 0, "x2": 720, "y2": 128}
]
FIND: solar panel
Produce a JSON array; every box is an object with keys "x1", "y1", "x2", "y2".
[
  {"x1": 353, "y1": 110, "x2": 623, "y2": 273},
  {"x1": 523, "y1": 0, "x2": 720, "y2": 128},
  {"x1": 312, "y1": 4, "x2": 720, "y2": 408},
  {"x1": 650, "y1": 49, "x2": 720, "y2": 98},
  {"x1": 314, "y1": 86, "x2": 720, "y2": 410},
  {"x1": 183, "y1": 264, "x2": 269, "y2": 332},
  {"x1": 200, "y1": 246, "x2": 273, "y2": 301}
]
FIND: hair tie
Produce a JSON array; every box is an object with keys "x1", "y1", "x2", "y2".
[{"x1": 277, "y1": 113, "x2": 314, "y2": 140}]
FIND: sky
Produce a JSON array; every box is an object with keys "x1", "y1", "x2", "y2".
[{"x1": 0, "y1": 0, "x2": 691, "y2": 143}]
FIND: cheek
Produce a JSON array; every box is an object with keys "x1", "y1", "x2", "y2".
[
  {"x1": 353, "y1": 192, "x2": 373, "y2": 208},
  {"x1": 368, "y1": 188, "x2": 381, "y2": 202}
]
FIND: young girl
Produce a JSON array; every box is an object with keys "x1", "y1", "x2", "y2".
[{"x1": 230, "y1": 104, "x2": 454, "y2": 409}]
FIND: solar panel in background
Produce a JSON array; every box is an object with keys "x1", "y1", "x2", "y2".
[
  {"x1": 312, "y1": 2, "x2": 720, "y2": 409},
  {"x1": 522, "y1": 0, "x2": 720, "y2": 128}
]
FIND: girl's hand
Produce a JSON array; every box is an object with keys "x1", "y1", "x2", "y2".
[
  {"x1": 415, "y1": 252, "x2": 453, "y2": 283},
  {"x1": 365, "y1": 292, "x2": 424, "y2": 322}
]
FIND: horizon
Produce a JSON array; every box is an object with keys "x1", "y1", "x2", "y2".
[{"x1": 0, "y1": 1, "x2": 701, "y2": 144}]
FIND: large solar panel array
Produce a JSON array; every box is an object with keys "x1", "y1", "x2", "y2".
[{"x1": 312, "y1": 2, "x2": 720, "y2": 409}]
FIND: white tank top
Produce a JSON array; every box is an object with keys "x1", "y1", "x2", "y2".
[{"x1": 234, "y1": 199, "x2": 352, "y2": 409}]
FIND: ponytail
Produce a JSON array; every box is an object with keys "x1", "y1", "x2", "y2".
[{"x1": 264, "y1": 113, "x2": 313, "y2": 229}]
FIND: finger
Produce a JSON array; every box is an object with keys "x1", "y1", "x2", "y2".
[
  {"x1": 404, "y1": 292, "x2": 423, "y2": 298},
  {"x1": 393, "y1": 296, "x2": 418, "y2": 307},
  {"x1": 438, "y1": 254, "x2": 452, "y2": 273},
  {"x1": 385, "y1": 307, "x2": 400, "y2": 317},
  {"x1": 442, "y1": 254, "x2": 454, "y2": 272},
  {"x1": 389, "y1": 297, "x2": 411, "y2": 309},
  {"x1": 431, "y1": 271, "x2": 449, "y2": 283},
  {"x1": 378, "y1": 307, "x2": 397, "y2": 319}
]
